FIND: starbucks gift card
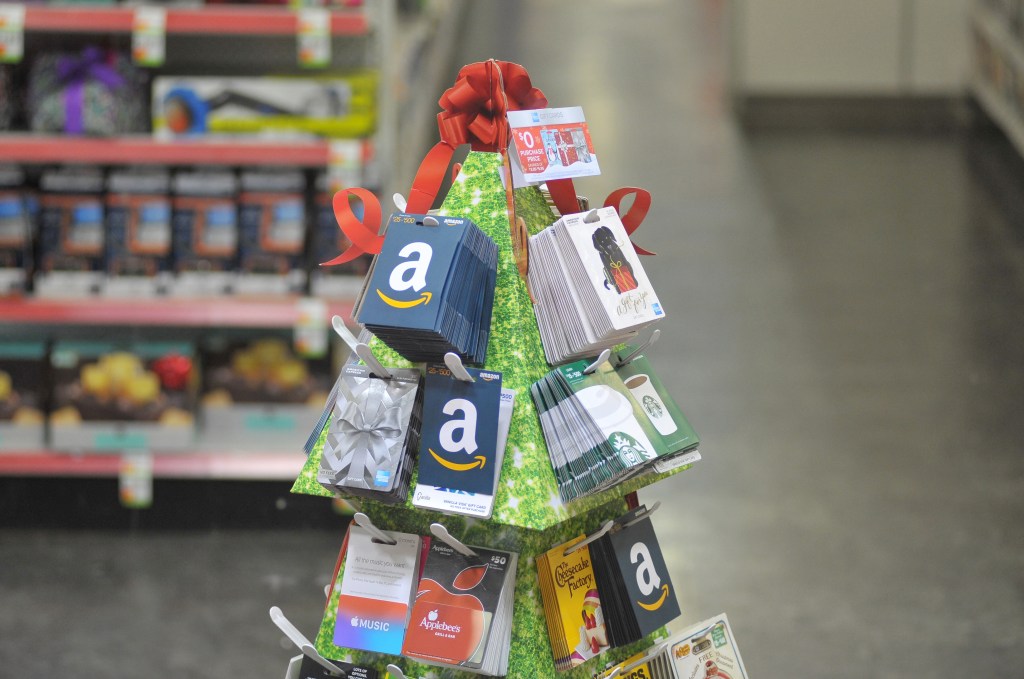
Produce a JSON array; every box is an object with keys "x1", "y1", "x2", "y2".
[
  {"x1": 532, "y1": 351, "x2": 700, "y2": 502},
  {"x1": 354, "y1": 213, "x2": 498, "y2": 364},
  {"x1": 413, "y1": 386, "x2": 515, "y2": 519},
  {"x1": 401, "y1": 539, "x2": 518, "y2": 675},
  {"x1": 332, "y1": 525, "x2": 423, "y2": 656},
  {"x1": 317, "y1": 364, "x2": 423, "y2": 505},
  {"x1": 590, "y1": 506, "x2": 681, "y2": 647},
  {"x1": 528, "y1": 207, "x2": 664, "y2": 364}
]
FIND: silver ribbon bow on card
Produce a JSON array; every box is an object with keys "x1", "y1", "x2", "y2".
[{"x1": 323, "y1": 379, "x2": 405, "y2": 490}]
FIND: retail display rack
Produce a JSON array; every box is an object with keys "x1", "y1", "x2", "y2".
[{"x1": 972, "y1": 0, "x2": 1024, "y2": 157}]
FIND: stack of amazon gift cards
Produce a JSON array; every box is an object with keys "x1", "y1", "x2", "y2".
[
  {"x1": 531, "y1": 349, "x2": 700, "y2": 502},
  {"x1": 529, "y1": 207, "x2": 664, "y2": 364},
  {"x1": 401, "y1": 537, "x2": 518, "y2": 675},
  {"x1": 354, "y1": 213, "x2": 498, "y2": 364},
  {"x1": 412, "y1": 365, "x2": 514, "y2": 519},
  {"x1": 317, "y1": 364, "x2": 423, "y2": 505},
  {"x1": 589, "y1": 505, "x2": 680, "y2": 647}
]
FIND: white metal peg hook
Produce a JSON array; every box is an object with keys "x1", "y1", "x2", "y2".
[
  {"x1": 354, "y1": 343, "x2": 392, "y2": 380},
  {"x1": 563, "y1": 519, "x2": 614, "y2": 557},
  {"x1": 583, "y1": 348, "x2": 612, "y2": 375},
  {"x1": 331, "y1": 315, "x2": 360, "y2": 353},
  {"x1": 385, "y1": 664, "x2": 406, "y2": 679},
  {"x1": 393, "y1": 193, "x2": 408, "y2": 212},
  {"x1": 429, "y1": 523, "x2": 478, "y2": 557},
  {"x1": 583, "y1": 208, "x2": 601, "y2": 223},
  {"x1": 269, "y1": 606, "x2": 345, "y2": 676},
  {"x1": 353, "y1": 512, "x2": 397, "y2": 545},
  {"x1": 443, "y1": 352, "x2": 475, "y2": 382},
  {"x1": 615, "y1": 328, "x2": 661, "y2": 367}
]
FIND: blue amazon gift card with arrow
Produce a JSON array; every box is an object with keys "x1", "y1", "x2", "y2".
[
  {"x1": 417, "y1": 365, "x2": 502, "y2": 495},
  {"x1": 354, "y1": 213, "x2": 498, "y2": 364}
]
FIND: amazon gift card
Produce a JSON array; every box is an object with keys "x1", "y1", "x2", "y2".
[
  {"x1": 416, "y1": 365, "x2": 502, "y2": 496},
  {"x1": 354, "y1": 213, "x2": 498, "y2": 364}
]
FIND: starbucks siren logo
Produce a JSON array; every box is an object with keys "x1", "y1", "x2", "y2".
[
  {"x1": 642, "y1": 394, "x2": 663, "y2": 419},
  {"x1": 610, "y1": 432, "x2": 648, "y2": 465}
]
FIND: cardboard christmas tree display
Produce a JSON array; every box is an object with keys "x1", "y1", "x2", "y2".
[{"x1": 289, "y1": 61, "x2": 697, "y2": 678}]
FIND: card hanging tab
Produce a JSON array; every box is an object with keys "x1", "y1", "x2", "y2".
[
  {"x1": 429, "y1": 522, "x2": 478, "y2": 557},
  {"x1": 564, "y1": 519, "x2": 614, "y2": 556},
  {"x1": 353, "y1": 512, "x2": 397, "y2": 545},
  {"x1": 331, "y1": 315, "x2": 360, "y2": 353},
  {"x1": 583, "y1": 348, "x2": 612, "y2": 375},
  {"x1": 620, "y1": 500, "x2": 661, "y2": 528},
  {"x1": 443, "y1": 352, "x2": 476, "y2": 383},
  {"x1": 353, "y1": 343, "x2": 392, "y2": 380},
  {"x1": 269, "y1": 606, "x2": 345, "y2": 677},
  {"x1": 615, "y1": 328, "x2": 661, "y2": 367}
]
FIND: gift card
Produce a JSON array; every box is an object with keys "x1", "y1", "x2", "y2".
[
  {"x1": 507, "y1": 107, "x2": 601, "y2": 184},
  {"x1": 333, "y1": 525, "x2": 421, "y2": 655},
  {"x1": 668, "y1": 613, "x2": 749, "y2": 679},
  {"x1": 416, "y1": 366, "x2": 502, "y2": 496},
  {"x1": 607, "y1": 509, "x2": 680, "y2": 638}
]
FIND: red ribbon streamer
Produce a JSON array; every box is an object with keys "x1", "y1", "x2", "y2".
[{"x1": 320, "y1": 187, "x2": 384, "y2": 266}]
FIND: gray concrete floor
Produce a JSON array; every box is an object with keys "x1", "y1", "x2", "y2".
[{"x1": 3, "y1": 1, "x2": 1024, "y2": 677}]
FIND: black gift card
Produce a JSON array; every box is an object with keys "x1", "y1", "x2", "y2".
[
  {"x1": 297, "y1": 654, "x2": 378, "y2": 679},
  {"x1": 607, "y1": 508, "x2": 680, "y2": 638}
]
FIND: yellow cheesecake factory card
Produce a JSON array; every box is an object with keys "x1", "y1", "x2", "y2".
[{"x1": 541, "y1": 535, "x2": 610, "y2": 669}]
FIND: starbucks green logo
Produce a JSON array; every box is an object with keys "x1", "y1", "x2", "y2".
[
  {"x1": 642, "y1": 394, "x2": 663, "y2": 419},
  {"x1": 610, "y1": 431, "x2": 649, "y2": 465}
]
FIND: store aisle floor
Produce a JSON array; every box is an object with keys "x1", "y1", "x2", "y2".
[{"x1": 2, "y1": 2, "x2": 1024, "y2": 677}]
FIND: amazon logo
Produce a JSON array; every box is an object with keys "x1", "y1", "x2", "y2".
[
  {"x1": 631, "y1": 541, "x2": 670, "y2": 612},
  {"x1": 430, "y1": 398, "x2": 487, "y2": 472},
  {"x1": 377, "y1": 241, "x2": 434, "y2": 309}
]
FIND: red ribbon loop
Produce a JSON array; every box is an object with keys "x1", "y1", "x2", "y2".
[
  {"x1": 320, "y1": 187, "x2": 384, "y2": 266},
  {"x1": 604, "y1": 187, "x2": 654, "y2": 255},
  {"x1": 437, "y1": 60, "x2": 547, "y2": 152}
]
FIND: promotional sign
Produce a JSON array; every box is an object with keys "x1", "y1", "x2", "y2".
[{"x1": 507, "y1": 107, "x2": 601, "y2": 184}]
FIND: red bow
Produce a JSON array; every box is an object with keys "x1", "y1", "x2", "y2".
[{"x1": 437, "y1": 60, "x2": 547, "y2": 152}]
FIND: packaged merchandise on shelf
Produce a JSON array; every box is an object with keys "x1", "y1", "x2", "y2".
[
  {"x1": 0, "y1": 65, "x2": 13, "y2": 130},
  {"x1": 353, "y1": 213, "x2": 499, "y2": 364},
  {"x1": 170, "y1": 170, "x2": 238, "y2": 296},
  {"x1": 151, "y1": 72, "x2": 377, "y2": 140},
  {"x1": 316, "y1": 363, "x2": 422, "y2": 504},
  {"x1": 0, "y1": 341, "x2": 47, "y2": 451},
  {"x1": 236, "y1": 170, "x2": 307, "y2": 295},
  {"x1": 310, "y1": 172, "x2": 371, "y2": 299},
  {"x1": 104, "y1": 169, "x2": 173, "y2": 297},
  {"x1": 35, "y1": 167, "x2": 106, "y2": 298},
  {"x1": 528, "y1": 206, "x2": 665, "y2": 365},
  {"x1": 0, "y1": 166, "x2": 33, "y2": 295},
  {"x1": 49, "y1": 341, "x2": 197, "y2": 452},
  {"x1": 201, "y1": 336, "x2": 331, "y2": 452},
  {"x1": 27, "y1": 46, "x2": 148, "y2": 136}
]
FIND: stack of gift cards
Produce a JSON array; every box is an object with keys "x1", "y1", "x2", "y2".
[
  {"x1": 330, "y1": 524, "x2": 424, "y2": 656},
  {"x1": 594, "y1": 613, "x2": 749, "y2": 679},
  {"x1": 588, "y1": 506, "x2": 680, "y2": 648},
  {"x1": 401, "y1": 537, "x2": 518, "y2": 676},
  {"x1": 412, "y1": 366, "x2": 512, "y2": 519},
  {"x1": 528, "y1": 206, "x2": 664, "y2": 365},
  {"x1": 354, "y1": 213, "x2": 498, "y2": 364},
  {"x1": 531, "y1": 349, "x2": 700, "y2": 503},
  {"x1": 536, "y1": 535, "x2": 610, "y2": 670},
  {"x1": 317, "y1": 364, "x2": 424, "y2": 505}
]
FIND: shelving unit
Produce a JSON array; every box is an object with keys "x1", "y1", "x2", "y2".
[
  {"x1": 971, "y1": 1, "x2": 1024, "y2": 157},
  {"x1": 0, "y1": 450, "x2": 303, "y2": 480},
  {"x1": 21, "y1": 5, "x2": 368, "y2": 36}
]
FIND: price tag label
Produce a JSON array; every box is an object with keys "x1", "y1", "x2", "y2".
[
  {"x1": 0, "y1": 4, "x2": 25, "y2": 64},
  {"x1": 119, "y1": 451, "x2": 153, "y2": 509},
  {"x1": 297, "y1": 8, "x2": 330, "y2": 69},
  {"x1": 132, "y1": 6, "x2": 166, "y2": 67},
  {"x1": 294, "y1": 296, "x2": 328, "y2": 358},
  {"x1": 506, "y1": 106, "x2": 601, "y2": 185}
]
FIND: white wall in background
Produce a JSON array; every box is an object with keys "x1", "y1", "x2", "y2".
[{"x1": 733, "y1": 0, "x2": 972, "y2": 96}]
